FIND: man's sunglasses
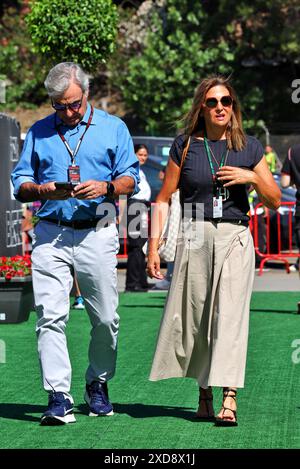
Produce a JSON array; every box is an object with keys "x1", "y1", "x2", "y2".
[
  {"x1": 205, "y1": 96, "x2": 233, "y2": 109},
  {"x1": 52, "y1": 94, "x2": 83, "y2": 111}
]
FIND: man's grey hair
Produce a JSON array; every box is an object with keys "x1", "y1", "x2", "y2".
[{"x1": 44, "y1": 62, "x2": 89, "y2": 99}]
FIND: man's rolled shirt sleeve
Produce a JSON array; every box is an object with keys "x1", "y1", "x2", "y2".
[
  {"x1": 11, "y1": 129, "x2": 39, "y2": 201},
  {"x1": 113, "y1": 121, "x2": 140, "y2": 195}
]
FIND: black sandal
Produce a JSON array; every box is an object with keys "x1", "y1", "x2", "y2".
[
  {"x1": 195, "y1": 387, "x2": 215, "y2": 421},
  {"x1": 215, "y1": 387, "x2": 238, "y2": 427}
]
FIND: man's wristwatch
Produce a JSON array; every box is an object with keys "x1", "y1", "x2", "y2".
[{"x1": 106, "y1": 181, "x2": 115, "y2": 198}]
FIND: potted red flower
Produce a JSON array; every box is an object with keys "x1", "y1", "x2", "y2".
[
  {"x1": 0, "y1": 255, "x2": 33, "y2": 323},
  {"x1": 0, "y1": 255, "x2": 31, "y2": 280}
]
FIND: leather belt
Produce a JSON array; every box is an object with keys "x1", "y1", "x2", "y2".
[
  {"x1": 40, "y1": 217, "x2": 103, "y2": 229},
  {"x1": 203, "y1": 217, "x2": 249, "y2": 227}
]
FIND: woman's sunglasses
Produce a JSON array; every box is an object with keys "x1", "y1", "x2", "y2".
[
  {"x1": 52, "y1": 94, "x2": 83, "y2": 111},
  {"x1": 205, "y1": 96, "x2": 233, "y2": 109}
]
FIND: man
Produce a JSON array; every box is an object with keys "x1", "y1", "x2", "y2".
[{"x1": 11, "y1": 62, "x2": 139, "y2": 425}]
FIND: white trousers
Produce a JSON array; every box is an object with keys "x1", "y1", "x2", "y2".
[
  {"x1": 149, "y1": 221, "x2": 255, "y2": 388},
  {"x1": 31, "y1": 220, "x2": 119, "y2": 396}
]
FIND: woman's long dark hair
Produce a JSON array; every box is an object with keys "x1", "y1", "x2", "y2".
[
  {"x1": 134, "y1": 144, "x2": 149, "y2": 154},
  {"x1": 183, "y1": 75, "x2": 246, "y2": 151}
]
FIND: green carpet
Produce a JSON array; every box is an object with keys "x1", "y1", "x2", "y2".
[{"x1": 0, "y1": 291, "x2": 300, "y2": 449}]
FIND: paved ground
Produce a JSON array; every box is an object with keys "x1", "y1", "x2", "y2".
[
  {"x1": 116, "y1": 265, "x2": 300, "y2": 293},
  {"x1": 252, "y1": 268, "x2": 300, "y2": 291}
]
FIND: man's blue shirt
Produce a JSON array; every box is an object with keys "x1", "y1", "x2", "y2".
[{"x1": 11, "y1": 103, "x2": 140, "y2": 221}]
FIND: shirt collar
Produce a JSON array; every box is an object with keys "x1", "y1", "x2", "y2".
[{"x1": 81, "y1": 102, "x2": 92, "y2": 124}]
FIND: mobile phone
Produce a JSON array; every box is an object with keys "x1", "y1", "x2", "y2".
[{"x1": 55, "y1": 182, "x2": 74, "y2": 190}]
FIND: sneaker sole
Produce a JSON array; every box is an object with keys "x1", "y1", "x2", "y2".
[
  {"x1": 88, "y1": 409, "x2": 114, "y2": 417},
  {"x1": 73, "y1": 305, "x2": 85, "y2": 310},
  {"x1": 84, "y1": 391, "x2": 114, "y2": 417},
  {"x1": 41, "y1": 413, "x2": 76, "y2": 425}
]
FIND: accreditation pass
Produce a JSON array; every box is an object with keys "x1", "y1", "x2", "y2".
[{"x1": 213, "y1": 196, "x2": 223, "y2": 218}]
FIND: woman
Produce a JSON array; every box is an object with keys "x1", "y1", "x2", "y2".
[
  {"x1": 147, "y1": 76, "x2": 280, "y2": 426},
  {"x1": 125, "y1": 144, "x2": 151, "y2": 292}
]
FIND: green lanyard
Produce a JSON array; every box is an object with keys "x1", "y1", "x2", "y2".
[{"x1": 203, "y1": 136, "x2": 229, "y2": 179}]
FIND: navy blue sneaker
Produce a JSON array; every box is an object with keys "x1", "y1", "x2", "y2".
[
  {"x1": 41, "y1": 391, "x2": 76, "y2": 425},
  {"x1": 84, "y1": 381, "x2": 114, "y2": 416}
]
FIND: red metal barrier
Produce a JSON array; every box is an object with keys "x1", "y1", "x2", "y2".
[{"x1": 252, "y1": 201, "x2": 299, "y2": 275}]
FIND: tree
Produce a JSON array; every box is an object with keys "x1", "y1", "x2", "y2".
[
  {"x1": 26, "y1": 0, "x2": 118, "y2": 72},
  {"x1": 112, "y1": 0, "x2": 234, "y2": 134},
  {"x1": 204, "y1": 0, "x2": 300, "y2": 133},
  {"x1": 0, "y1": 0, "x2": 21, "y2": 20},
  {"x1": 112, "y1": 0, "x2": 300, "y2": 136},
  {"x1": 0, "y1": 1, "x2": 46, "y2": 110}
]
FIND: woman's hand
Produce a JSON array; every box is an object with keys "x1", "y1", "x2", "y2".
[
  {"x1": 147, "y1": 250, "x2": 164, "y2": 280},
  {"x1": 218, "y1": 158, "x2": 281, "y2": 210},
  {"x1": 216, "y1": 166, "x2": 255, "y2": 187}
]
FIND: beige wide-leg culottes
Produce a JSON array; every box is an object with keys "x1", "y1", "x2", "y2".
[{"x1": 149, "y1": 220, "x2": 255, "y2": 388}]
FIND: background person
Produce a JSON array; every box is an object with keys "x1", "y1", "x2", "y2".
[
  {"x1": 124, "y1": 144, "x2": 151, "y2": 292},
  {"x1": 72, "y1": 274, "x2": 85, "y2": 310},
  {"x1": 281, "y1": 144, "x2": 300, "y2": 289},
  {"x1": 264, "y1": 145, "x2": 282, "y2": 173},
  {"x1": 152, "y1": 164, "x2": 175, "y2": 291},
  {"x1": 11, "y1": 62, "x2": 139, "y2": 425},
  {"x1": 147, "y1": 75, "x2": 280, "y2": 426},
  {"x1": 21, "y1": 205, "x2": 34, "y2": 254}
]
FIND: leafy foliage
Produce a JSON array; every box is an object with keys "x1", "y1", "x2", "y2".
[
  {"x1": 112, "y1": 0, "x2": 300, "y2": 135},
  {"x1": 207, "y1": 0, "x2": 300, "y2": 133},
  {"x1": 113, "y1": 0, "x2": 234, "y2": 134},
  {"x1": 0, "y1": 1, "x2": 47, "y2": 109},
  {"x1": 1, "y1": 0, "x2": 300, "y2": 132},
  {"x1": 25, "y1": 0, "x2": 118, "y2": 72}
]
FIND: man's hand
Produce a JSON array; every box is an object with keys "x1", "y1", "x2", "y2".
[
  {"x1": 72, "y1": 180, "x2": 108, "y2": 199},
  {"x1": 39, "y1": 182, "x2": 73, "y2": 200}
]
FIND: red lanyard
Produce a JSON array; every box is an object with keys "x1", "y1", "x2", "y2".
[{"x1": 55, "y1": 106, "x2": 94, "y2": 165}]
